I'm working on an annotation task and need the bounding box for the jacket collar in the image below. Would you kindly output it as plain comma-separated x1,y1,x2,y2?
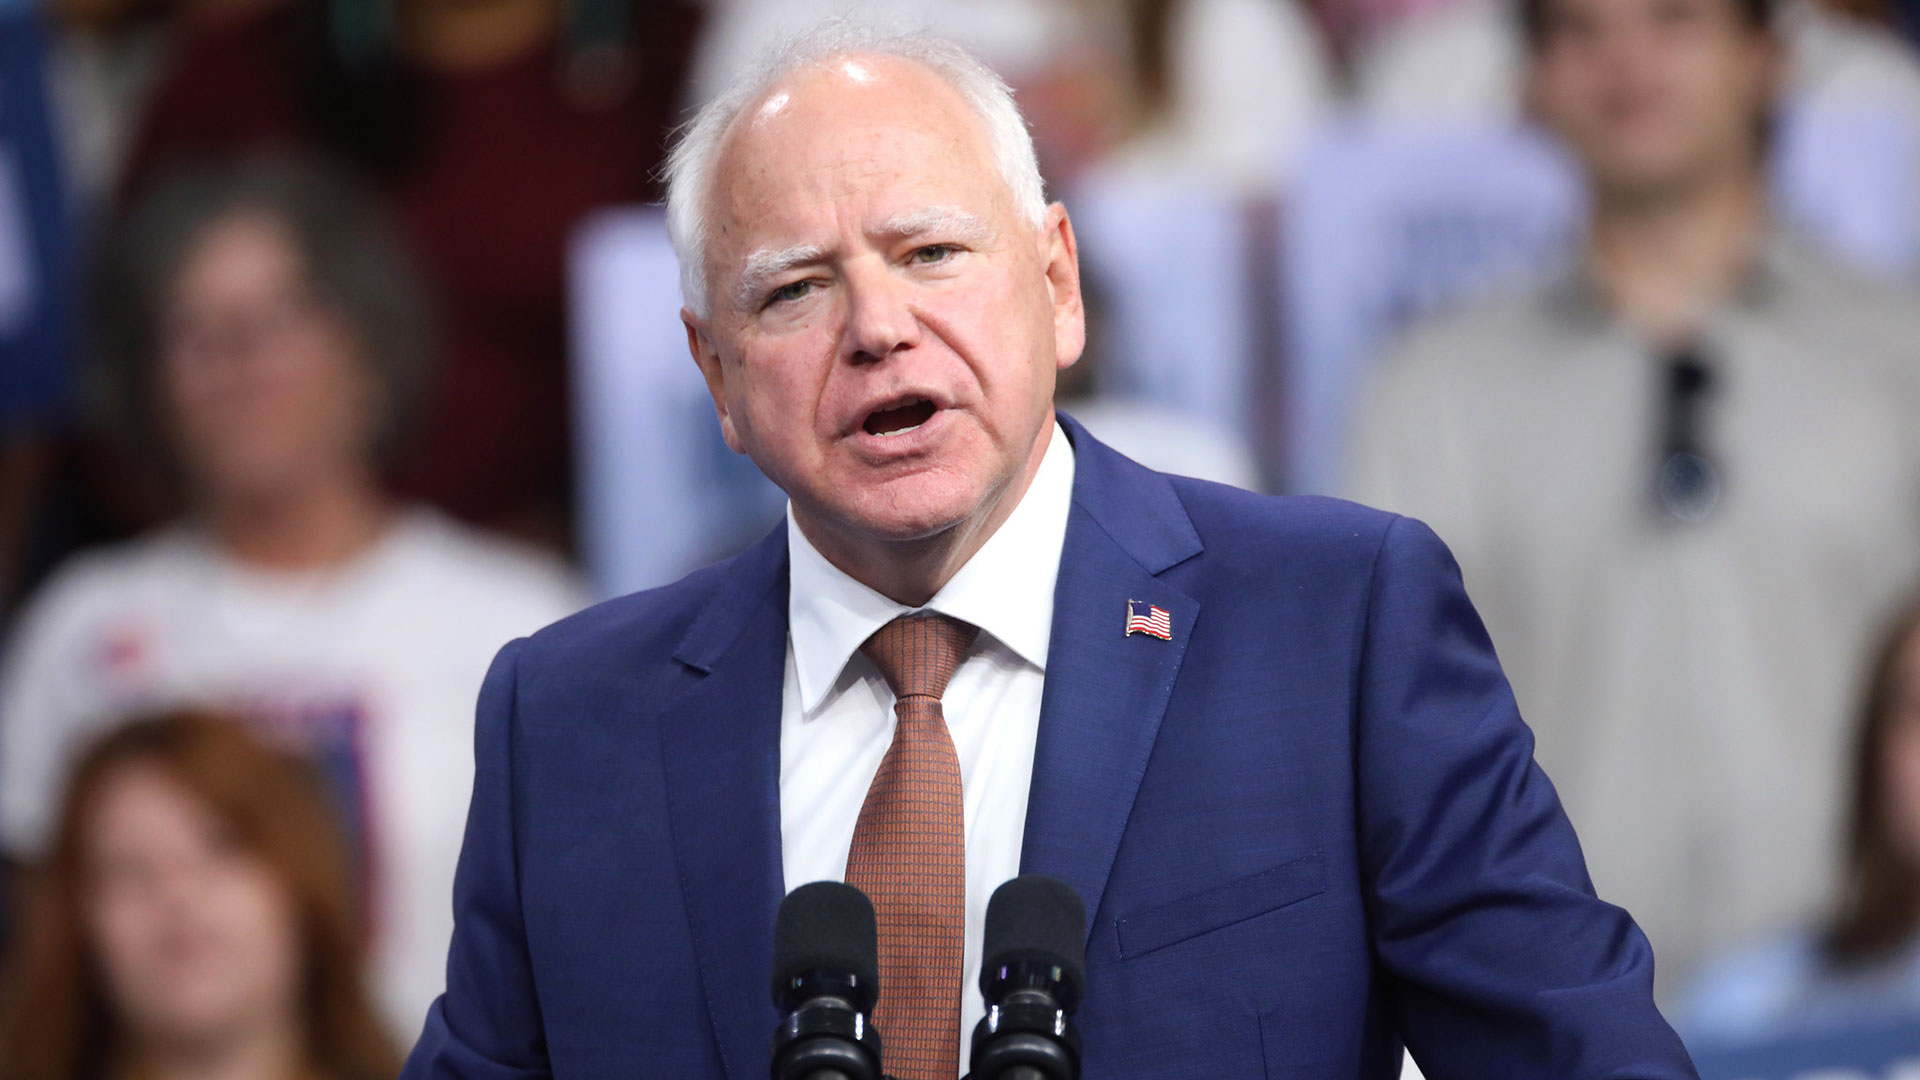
661,411,1203,1078
1022,412,1202,942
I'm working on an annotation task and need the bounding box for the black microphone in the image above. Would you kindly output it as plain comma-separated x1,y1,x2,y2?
968,875,1086,1080
770,881,885,1080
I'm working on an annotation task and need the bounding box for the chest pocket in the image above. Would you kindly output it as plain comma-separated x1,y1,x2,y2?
1115,850,1327,960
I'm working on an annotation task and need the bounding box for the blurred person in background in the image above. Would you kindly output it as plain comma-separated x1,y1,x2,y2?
1090,0,1334,192
0,710,399,1080
1679,592,1920,1046
1347,0,1920,997
1355,0,1920,139
117,0,703,549
42,0,215,216
1054,270,1266,489
1297,0,1470,81
0,155,583,1040
1063,0,1323,490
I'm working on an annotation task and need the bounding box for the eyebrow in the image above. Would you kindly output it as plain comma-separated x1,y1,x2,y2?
729,206,993,311
874,205,992,245
733,243,828,311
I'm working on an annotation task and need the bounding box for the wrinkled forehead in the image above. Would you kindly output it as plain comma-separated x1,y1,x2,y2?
706,54,1014,256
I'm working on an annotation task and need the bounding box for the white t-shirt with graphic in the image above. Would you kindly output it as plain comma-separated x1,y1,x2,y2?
0,508,586,1043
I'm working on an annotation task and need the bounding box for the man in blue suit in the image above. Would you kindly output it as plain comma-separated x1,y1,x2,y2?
405,21,1697,1080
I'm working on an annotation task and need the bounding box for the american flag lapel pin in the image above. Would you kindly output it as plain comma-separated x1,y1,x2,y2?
1125,599,1173,641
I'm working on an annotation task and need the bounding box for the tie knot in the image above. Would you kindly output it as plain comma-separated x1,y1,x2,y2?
860,613,979,701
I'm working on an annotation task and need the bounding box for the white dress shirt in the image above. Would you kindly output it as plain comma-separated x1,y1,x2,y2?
781,421,1075,1077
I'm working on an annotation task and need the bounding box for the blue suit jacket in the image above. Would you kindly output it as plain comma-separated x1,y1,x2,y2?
404,416,1697,1079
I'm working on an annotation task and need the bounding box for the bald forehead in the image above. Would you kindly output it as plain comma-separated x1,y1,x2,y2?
746,53,983,144
710,53,1003,213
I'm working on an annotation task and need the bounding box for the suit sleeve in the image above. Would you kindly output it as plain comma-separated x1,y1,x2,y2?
402,638,553,1078
1354,516,1697,1079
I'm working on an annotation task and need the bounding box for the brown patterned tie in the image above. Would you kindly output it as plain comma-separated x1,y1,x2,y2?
846,613,979,1080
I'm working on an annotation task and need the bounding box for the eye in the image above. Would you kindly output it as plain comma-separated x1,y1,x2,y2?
767,280,816,307
911,244,959,265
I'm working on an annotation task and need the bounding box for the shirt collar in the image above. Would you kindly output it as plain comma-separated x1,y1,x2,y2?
786,419,1076,714
1545,221,1810,331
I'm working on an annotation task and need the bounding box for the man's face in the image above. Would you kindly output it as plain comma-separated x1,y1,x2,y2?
683,55,1083,556
1526,0,1780,199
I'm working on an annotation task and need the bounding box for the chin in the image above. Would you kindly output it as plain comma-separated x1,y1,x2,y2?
829,478,989,546
847,503,975,545
1589,145,1701,195
130,998,247,1041
198,460,322,503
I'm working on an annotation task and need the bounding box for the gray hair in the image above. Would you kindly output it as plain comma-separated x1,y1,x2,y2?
663,21,1049,316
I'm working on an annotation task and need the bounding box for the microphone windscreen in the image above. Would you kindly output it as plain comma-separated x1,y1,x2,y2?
771,881,880,1005
982,875,1087,999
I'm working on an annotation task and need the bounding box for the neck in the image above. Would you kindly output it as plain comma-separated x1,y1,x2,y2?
1586,161,1768,345
121,1016,306,1080
202,467,393,573
799,419,1056,607
398,0,558,72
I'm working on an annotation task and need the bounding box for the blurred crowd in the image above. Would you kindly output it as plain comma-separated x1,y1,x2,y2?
7,0,1920,1073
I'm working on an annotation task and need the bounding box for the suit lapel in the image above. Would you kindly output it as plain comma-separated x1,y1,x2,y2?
653,417,1204,1071
1022,415,1203,941
660,528,790,1080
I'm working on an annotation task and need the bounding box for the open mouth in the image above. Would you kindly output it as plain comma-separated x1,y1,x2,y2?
862,398,938,437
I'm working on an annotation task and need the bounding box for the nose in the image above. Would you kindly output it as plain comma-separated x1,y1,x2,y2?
839,256,921,365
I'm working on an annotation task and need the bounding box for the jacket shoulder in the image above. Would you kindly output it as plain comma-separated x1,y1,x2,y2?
513,554,760,687
1169,478,1404,563
1159,478,1471,620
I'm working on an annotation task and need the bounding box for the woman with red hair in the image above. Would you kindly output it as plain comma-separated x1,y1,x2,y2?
0,710,398,1080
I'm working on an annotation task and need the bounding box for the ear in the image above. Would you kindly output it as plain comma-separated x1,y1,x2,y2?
683,307,746,454
1040,203,1085,371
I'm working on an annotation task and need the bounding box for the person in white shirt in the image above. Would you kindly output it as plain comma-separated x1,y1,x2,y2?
0,154,585,1044
1093,0,1335,193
